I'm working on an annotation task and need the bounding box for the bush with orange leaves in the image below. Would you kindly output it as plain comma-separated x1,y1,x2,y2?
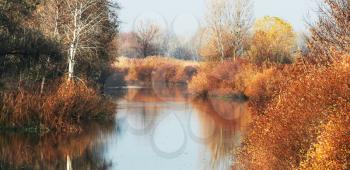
114,56,198,84
0,79,116,133
241,66,284,114
235,55,350,169
242,62,312,115
189,59,251,97
300,111,350,170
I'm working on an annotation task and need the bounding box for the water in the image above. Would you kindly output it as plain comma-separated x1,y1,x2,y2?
0,85,251,170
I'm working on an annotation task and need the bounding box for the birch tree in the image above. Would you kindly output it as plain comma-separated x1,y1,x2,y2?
63,0,115,81
204,0,253,61
38,0,119,81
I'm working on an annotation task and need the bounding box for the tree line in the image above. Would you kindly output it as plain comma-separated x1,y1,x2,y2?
119,0,349,66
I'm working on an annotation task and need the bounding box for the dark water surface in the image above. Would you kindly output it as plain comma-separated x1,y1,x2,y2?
0,85,251,170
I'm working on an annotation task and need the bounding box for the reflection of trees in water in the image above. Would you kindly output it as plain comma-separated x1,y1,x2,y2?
125,84,188,102
151,83,189,101
0,121,115,170
191,98,251,170
122,85,250,170
122,85,189,134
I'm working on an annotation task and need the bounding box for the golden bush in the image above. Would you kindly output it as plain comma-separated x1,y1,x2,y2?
0,79,115,133
114,56,198,84
236,56,350,169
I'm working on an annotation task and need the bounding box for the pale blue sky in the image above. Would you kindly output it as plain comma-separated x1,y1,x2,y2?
118,0,319,35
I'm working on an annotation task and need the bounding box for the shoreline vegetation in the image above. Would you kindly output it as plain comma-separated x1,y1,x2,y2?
0,79,116,133
1,0,349,169
113,0,350,168
114,56,199,85
0,0,120,133
114,50,350,170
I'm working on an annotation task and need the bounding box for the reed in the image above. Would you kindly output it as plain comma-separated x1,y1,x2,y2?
114,56,198,84
0,78,116,133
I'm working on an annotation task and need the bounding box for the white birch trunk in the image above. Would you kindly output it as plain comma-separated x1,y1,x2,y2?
66,155,72,170
68,7,78,81
68,44,75,81
40,76,46,94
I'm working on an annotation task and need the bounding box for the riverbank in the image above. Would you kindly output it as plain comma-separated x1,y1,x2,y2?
0,84,249,169
114,55,350,169
0,79,116,133
114,57,282,110
114,56,199,85
185,54,350,169
188,59,285,115
235,55,350,169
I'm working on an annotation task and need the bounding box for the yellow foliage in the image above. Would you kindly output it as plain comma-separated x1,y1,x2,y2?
300,111,350,170
249,16,296,64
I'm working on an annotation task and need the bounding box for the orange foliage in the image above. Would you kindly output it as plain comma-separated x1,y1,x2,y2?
0,79,115,133
236,56,350,169
114,56,198,84
300,111,350,170
199,30,238,61
189,59,250,97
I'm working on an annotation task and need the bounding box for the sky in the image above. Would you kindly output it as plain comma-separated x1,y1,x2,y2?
117,0,320,35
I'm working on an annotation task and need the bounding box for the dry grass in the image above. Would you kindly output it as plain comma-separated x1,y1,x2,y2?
114,56,198,84
188,59,304,115
188,58,284,103
188,59,249,97
235,55,350,169
0,79,116,133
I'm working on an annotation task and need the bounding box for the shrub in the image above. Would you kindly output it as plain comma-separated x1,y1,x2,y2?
188,71,210,96
189,60,249,97
114,56,198,84
243,65,288,115
152,64,177,83
0,79,116,133
300,111,350,170
236,56,350,169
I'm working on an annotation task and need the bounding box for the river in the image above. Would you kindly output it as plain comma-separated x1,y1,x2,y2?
0,84,251,170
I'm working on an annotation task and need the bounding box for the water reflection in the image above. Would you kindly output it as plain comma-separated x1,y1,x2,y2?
191,98,251,170
0,85,251,170
0,121,115,170
110,85,251,170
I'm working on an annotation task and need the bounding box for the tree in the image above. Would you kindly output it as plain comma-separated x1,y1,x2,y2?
35,0,62,38
36,0,119,81
308,0,350,62
202,0,253,62
64,0,118,81
0,0,63,86
135,21,161,58
248,16,296,64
